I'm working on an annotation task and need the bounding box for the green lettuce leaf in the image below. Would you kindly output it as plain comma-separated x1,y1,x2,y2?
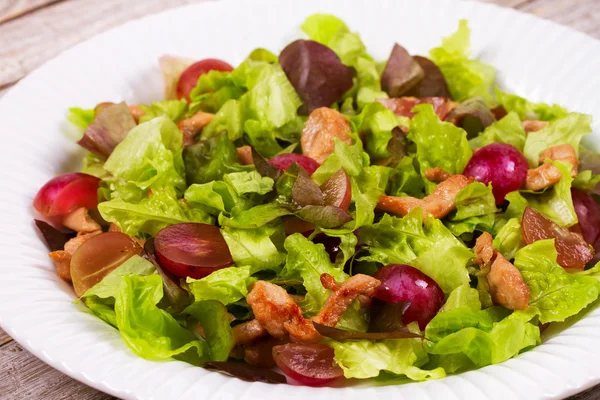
429,20,496,103
493,218,525,260
139,100,188,124
115,274,207,364
186,266,255,306
350,102,400,160
388,156,425,197
221,224,286,269
469,112,526,151
184,181,238,215
328,335,445,380
201,99,244,140
446,182,498,236
104,117,185,191
513,240,600,323
223,171,274,195
440,284,481,312
68,107,95,130
281,233,366,331
184,300,235,361
359,210,473,293
409,104,472,193
573,170,600,191
523,113,592,167
496,88,569,121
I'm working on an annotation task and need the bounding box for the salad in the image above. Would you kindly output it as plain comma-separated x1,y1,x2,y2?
32,14,600,386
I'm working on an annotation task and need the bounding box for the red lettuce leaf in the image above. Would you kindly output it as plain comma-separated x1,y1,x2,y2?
292,169,325,207
280,40,353,115
34,220,75,252
381,44,424,98
405,56,452,99
296,205,351,228
445,97,495,137
77,102,136,158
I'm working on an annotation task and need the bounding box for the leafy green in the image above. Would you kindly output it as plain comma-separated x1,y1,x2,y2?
350,102,399,160
186,266,255,306
496,88,569,121
440,284,481,312
139,100,188,124
513,240,600,323
221,224,286,269
388,156,425,197
446,182,498,236
185,300,235,361
523,113,592,167
115,274,207,364
469,112,526,151
429,20,496,103
184,181,238,215
68,107,95,130
573,170,600,191
493,218,525,260
409,104,472,193
223,171,274,195
359,210,473,293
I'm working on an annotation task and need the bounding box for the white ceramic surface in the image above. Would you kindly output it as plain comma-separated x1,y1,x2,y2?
1,0,600,399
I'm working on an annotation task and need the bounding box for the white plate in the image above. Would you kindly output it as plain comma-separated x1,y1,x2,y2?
1,0,600,399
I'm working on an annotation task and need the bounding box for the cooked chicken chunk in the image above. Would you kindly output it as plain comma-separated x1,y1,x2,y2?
49,230,102,282
62,207,101,233
128,105,145,123
524,144,578,191
177,111,214,146
301,107,352,164
232,319,267,345
474,232,530,310
312,274,381,327
424,167,451,183
236,145,254,165
378,174,472,219
522,120,549,133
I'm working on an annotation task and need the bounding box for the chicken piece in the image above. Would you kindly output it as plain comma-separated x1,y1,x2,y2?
524,144,578,191
522,120,549,133
247,281,320,343
473,232,530,310
301,107,352,164
128,105,145,123
378,175,472,219
62,208,102,233
487,253,530,311
424,167,451,183
177,111,214,146
474,232,495,267
232,319,267,345
236,145,254,165
312,274,381,327
63,230,102,255
48,251,72,281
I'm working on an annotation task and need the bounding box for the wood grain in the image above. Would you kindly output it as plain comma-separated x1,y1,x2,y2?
1,0,600,399
0,0,63,24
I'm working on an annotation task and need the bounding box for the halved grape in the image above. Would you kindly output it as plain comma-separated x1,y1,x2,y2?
462,143,529,204
269,154,320,176
71,232,142,296
571,188,600,246
320,169,351,211
34,173,100,217
272,343,343,386
522,206,594,269
373,264,445,330
154,223,233,279
176,59,234,101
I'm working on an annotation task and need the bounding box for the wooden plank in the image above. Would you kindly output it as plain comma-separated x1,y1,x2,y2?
517,0,600,38
0,340,114,399
0,0,63,24
0,328,12,347
0,0,204,88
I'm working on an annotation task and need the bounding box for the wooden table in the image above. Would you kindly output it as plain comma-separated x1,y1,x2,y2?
1,0,599,398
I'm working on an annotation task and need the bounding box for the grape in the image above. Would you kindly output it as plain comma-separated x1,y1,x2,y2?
312,234,342,263
522,206,594,269
34,173,101,217
373,264,445,330
272,343,343,386
462,143,529,204
571,188,600,246
71,232,142,296
154,223,233,279
320,168,351,211
269,153,320,176
176,59,234,101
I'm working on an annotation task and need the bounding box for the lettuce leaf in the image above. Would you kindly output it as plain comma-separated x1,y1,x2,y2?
350,102,400,160
513,240,600,323
221,224,286,269
104,117,185,191
115,274,207,364
429,20,496,103
493,218,525,260
446,182,498,236
469,112,526,151
523,113,592,167
573,170,600,191
184,300,235,361
139,99,188,124
186,265,255,306
359,210,473,293
496,88,569,121
68,107,95,130
409,104,472,193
